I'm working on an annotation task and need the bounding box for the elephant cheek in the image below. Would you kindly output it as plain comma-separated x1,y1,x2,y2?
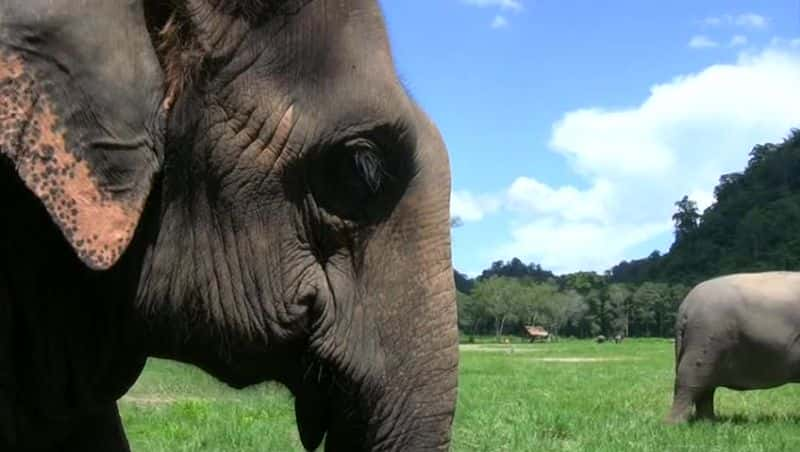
0,50,146,270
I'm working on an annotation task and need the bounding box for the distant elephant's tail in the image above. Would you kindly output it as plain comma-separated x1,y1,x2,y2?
674,308,688,372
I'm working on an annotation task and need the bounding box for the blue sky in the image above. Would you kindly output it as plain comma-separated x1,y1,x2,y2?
380,1,800,276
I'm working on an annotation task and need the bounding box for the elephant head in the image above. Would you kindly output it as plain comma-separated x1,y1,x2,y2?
0,0,458,450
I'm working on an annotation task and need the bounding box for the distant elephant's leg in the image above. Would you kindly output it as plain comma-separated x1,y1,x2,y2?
694,388,716,420
667,383,695,424
668,349,717,424
62,404,130,452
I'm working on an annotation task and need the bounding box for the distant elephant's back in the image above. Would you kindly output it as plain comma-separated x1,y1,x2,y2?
675,277,746,359
679,276,743,319
685,273,800,366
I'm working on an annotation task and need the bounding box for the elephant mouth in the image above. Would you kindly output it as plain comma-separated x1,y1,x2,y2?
293,371,367,451
294,381,331,451
292,368,392,452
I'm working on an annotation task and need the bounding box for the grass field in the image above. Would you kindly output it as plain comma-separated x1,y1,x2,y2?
120,339,800,451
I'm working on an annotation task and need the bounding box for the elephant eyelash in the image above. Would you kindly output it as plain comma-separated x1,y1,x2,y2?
352,146,385,193
339,121,414,191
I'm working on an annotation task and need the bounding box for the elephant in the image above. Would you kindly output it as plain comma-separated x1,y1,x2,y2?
667,272,800,424
0,0,459,450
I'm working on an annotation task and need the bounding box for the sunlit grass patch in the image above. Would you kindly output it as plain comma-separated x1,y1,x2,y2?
120,339,800,451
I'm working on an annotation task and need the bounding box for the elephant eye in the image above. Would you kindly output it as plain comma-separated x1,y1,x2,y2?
309,136,397,224
317,138,387,221
307,124,416,225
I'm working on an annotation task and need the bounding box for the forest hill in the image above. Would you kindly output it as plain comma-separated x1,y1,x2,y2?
456,129,800,340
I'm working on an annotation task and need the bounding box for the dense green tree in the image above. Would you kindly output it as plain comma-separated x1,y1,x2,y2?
454,270,475,294
472,277,526,339
478,258,556,282
672,195,701,244
561,272,608,336
540,289,587,336
607,283,632,336
611,129,800,286
456,291,485,335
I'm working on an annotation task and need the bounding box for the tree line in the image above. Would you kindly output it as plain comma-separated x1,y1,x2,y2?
455,129,800,340
456,265,689,340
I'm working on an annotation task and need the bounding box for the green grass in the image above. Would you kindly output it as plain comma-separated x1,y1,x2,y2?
121,364,302,451
120,339,800,451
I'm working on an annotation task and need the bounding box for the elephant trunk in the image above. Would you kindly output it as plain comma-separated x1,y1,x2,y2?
356,271,458,452
295,231,459,451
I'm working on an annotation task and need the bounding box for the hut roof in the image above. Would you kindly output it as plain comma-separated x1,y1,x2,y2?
524,325,549,337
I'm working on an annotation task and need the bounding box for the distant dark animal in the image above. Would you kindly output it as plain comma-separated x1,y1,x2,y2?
614,334,624,344
0,0,458,450
595,335,607,343
668,272,800,424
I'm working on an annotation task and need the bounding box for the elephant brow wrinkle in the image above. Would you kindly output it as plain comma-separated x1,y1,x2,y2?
153,0,317,110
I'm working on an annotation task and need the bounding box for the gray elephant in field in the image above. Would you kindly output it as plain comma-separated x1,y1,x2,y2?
668,272,800,423
0,0,458,450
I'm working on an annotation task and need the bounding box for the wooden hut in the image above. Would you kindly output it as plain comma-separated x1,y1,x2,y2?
523,325,550,342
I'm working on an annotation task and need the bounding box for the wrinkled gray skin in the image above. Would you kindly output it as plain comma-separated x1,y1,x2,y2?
0,0,458,450
668,272,800,423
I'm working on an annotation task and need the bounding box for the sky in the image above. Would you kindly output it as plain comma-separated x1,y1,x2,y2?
380,1,800,277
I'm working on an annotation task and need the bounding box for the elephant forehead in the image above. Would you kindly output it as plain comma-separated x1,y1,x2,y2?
0,49,145,270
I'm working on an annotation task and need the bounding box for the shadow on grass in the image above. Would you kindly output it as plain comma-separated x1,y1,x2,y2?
691,414,800,425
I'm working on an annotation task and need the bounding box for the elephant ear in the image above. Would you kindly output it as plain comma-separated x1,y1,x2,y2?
0,0,165,270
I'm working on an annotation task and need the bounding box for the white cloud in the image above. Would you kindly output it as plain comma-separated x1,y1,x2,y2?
465,45,800,274
770,37,800,49
729,35,748,47
688,189,715,213
497,219,671,274
462,0,522,28
689,35,719,49
451,191,501,222
462,0,523,12
704,13,768,30
462,269,483,279
733,13,768,29
549,48,800,184
491,15,509,29
507,177,615,223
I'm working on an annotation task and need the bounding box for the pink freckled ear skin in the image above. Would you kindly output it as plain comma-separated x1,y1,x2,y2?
1,51,149,270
